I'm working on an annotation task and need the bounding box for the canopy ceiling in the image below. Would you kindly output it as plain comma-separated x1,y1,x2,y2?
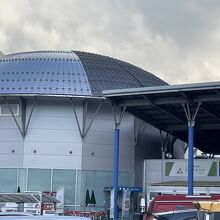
103,81,220,154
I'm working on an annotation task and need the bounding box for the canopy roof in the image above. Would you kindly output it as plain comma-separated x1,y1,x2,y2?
0,192,60,203
103,81,220,154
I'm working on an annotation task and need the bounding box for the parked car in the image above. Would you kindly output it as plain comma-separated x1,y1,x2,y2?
0,212,34,216
152,209,220,220
151,209,198,220
146,194,220,220
199,212,220,220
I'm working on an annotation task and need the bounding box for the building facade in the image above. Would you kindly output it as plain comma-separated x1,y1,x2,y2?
0,51,184,210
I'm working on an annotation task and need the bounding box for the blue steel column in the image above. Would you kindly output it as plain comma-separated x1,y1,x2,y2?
114,126,119,220
182,102,200,196
188,123,194,195
112,105,126,220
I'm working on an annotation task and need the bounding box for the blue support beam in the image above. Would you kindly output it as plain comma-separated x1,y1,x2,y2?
188,124,194,195
113,127,120,220
182,102,200,196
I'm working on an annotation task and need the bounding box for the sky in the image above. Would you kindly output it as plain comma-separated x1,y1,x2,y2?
0,0,220,84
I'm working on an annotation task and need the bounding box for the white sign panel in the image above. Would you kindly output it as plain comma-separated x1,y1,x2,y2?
165,160,217,177
56,186,64,214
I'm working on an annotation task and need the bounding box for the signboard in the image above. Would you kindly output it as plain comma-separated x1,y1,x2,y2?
56,186,64,214
122,188,130,219
110,189,114,219
165,160,217,177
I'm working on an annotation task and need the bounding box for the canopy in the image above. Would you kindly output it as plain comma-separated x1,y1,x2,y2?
103,81,220,154
0,192,60,204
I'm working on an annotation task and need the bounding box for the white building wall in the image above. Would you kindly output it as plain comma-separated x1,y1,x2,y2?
0,101,23,168
0,98,83,169
82,102,135,172
23,98,83,169
0,98,135,172
144,160,163,187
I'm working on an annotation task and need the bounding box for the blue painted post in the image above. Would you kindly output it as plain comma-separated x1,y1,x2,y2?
114,127,120,220
188,124,194,195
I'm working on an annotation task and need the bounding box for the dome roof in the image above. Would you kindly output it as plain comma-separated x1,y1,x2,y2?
0,50,167,97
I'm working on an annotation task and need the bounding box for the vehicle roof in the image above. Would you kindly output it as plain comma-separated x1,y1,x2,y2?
153,209,198,215
153,194,220,200
0,212,33,216
153,209,198,220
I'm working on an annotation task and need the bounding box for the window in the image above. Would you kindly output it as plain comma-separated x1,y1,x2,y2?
52,169,76,205
18,168,27,192
0,168,17,192
27,169,51,192
110,171,134,187
77,170,109,207
0,104,19,116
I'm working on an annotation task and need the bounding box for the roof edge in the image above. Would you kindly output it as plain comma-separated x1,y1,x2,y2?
103,81,220,97
0,93,106,99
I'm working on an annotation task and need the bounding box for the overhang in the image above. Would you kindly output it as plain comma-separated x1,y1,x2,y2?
103,81,220,154
0,192,60,203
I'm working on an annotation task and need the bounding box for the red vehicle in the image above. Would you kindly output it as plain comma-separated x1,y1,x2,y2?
145,194,220,220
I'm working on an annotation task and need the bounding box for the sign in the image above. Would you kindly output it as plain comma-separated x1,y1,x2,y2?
122,188,130,219
110,189,114,219
165,160,217,177
118,186,142,192
56,186,64,214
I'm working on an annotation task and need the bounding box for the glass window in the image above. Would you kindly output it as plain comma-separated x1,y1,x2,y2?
119,172,133,186
52,169,76,205
109,171,134,187
0,168,17,192
77,171,109,208
18,168,27,192
27,169,51,191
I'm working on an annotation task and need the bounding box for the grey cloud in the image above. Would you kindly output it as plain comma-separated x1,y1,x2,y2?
134,1,220,45
0,0,220,84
